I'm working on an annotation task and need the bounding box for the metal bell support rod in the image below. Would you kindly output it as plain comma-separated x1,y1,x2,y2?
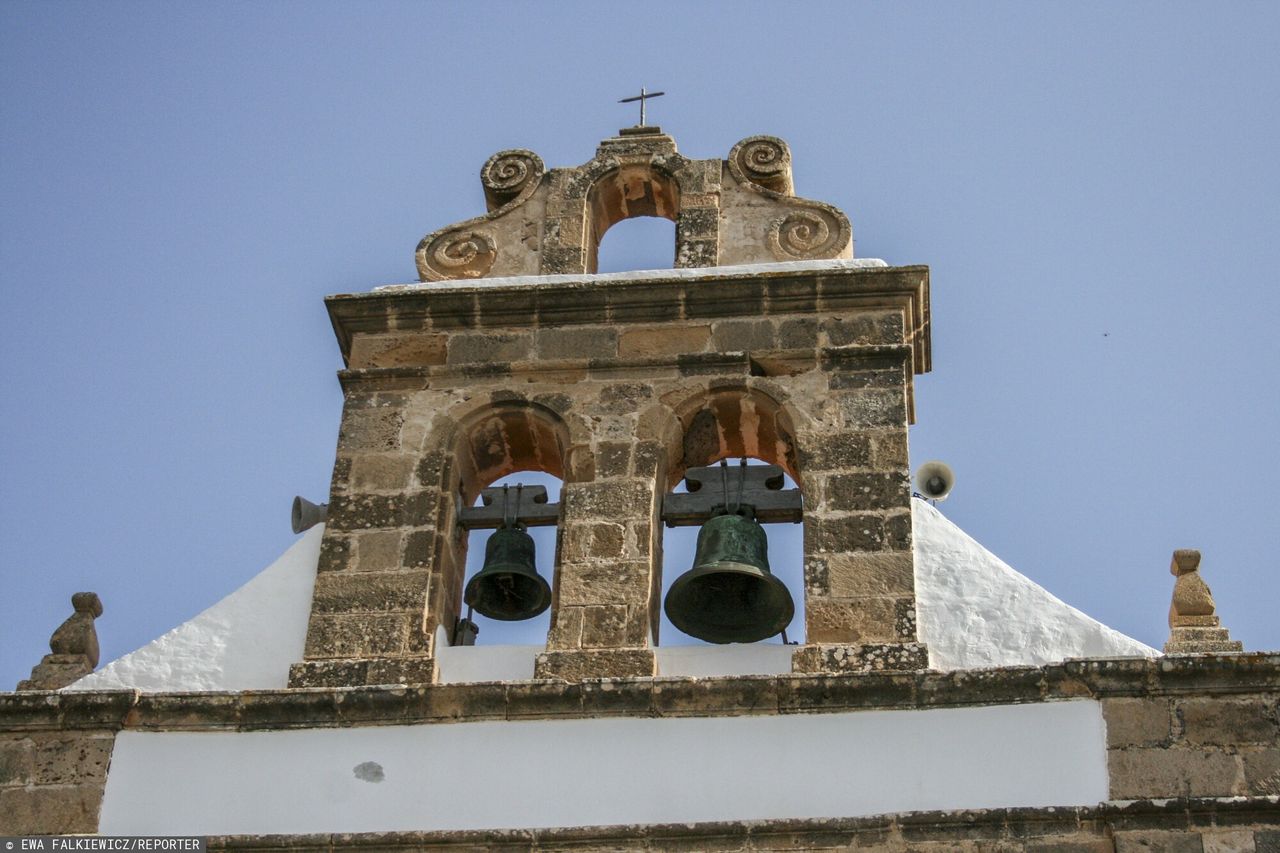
662,460,800,644
459,484,553,623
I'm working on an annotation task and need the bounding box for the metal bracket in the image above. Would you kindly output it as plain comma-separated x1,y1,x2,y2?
457,483,560,530
661,462,803,527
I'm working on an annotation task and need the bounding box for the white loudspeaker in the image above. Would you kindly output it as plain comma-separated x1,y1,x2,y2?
914,461,955,502
291,496,329,533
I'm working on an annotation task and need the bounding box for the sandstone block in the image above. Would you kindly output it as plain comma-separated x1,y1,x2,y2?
1113,831,1207,853
310,571,428,613
598,381,654,410
1103,697,1173,748
534,649,656,682
618,325,710,358
830,387,908,429
558,521,627,564
365,657,436,686
546,605,584,649
26,733,113,787
1243,747,1280,795
347,454,415,491
808,513,887,552
1178,697,1278,746
351,530,402,572
562,480,654,520
348,333,447,369
535,326,618,360
304,613,408,658
594,441,633,478
446,331,533,365
711,318,776,353
317,535,353,573
825,551,915,597
337,408,403,452
287,658,368,688
1202,830,1260,853
828,366,908,391
776,317,819,349
0,736,35,787
580,605,629,648
556,560,650,607
797,431,872,471
822,471,910,512
1108,747,1243,799
791,641,928,674
0,783,103,834
402,528,437,568
806,596,904,644
327,490,436,531
822,311,906,346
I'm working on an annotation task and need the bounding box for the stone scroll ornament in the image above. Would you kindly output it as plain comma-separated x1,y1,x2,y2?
728,135,852,262
415,150,545,281
413,130,854,281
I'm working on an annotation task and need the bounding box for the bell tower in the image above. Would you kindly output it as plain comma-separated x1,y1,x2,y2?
288,127,931,687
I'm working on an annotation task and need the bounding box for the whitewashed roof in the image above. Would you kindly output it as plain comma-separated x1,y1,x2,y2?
67,500,1154,692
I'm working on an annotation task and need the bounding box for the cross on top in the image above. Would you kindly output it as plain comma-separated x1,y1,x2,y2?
618,87,665,127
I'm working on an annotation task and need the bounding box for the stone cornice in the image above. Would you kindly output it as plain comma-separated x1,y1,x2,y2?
202,797,1280,850
325,263,931,375
2,654,1275,734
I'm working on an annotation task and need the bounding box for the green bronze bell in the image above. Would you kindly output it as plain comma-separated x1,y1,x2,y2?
664,510,795,643
464,523,552,621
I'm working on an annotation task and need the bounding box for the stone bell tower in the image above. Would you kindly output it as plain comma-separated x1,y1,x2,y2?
288,127,931,687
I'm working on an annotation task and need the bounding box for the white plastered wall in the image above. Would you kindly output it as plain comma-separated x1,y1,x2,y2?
99,699,1109,835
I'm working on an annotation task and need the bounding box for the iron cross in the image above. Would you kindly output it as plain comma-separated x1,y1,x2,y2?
618,87,665,127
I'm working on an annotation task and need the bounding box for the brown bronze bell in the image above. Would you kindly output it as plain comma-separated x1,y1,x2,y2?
464,523,552,621
664,510,794,643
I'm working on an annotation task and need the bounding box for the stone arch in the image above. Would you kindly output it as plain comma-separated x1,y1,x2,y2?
583,163,681,274
662,384,803,491
451,401,572,503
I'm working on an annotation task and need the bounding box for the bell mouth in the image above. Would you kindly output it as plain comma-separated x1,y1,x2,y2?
664,560,795,644
465,569,552,621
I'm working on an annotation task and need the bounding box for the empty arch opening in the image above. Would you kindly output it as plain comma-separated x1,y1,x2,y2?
595,216,677,274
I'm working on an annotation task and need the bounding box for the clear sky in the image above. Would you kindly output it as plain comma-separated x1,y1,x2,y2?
3,2,1278,688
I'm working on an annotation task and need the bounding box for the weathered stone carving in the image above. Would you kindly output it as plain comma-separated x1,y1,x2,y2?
1164,549,1243,654
17,592,103,690
413,127,854,281
727,135,794,194
480,149,545,210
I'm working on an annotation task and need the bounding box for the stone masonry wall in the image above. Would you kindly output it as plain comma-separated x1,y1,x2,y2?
1104,693,1280,799
0,691,130,835
293,265,932,685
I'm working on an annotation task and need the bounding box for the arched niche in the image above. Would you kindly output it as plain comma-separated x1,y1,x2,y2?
656,387,807,647
585,164,680,274
454,403,570,505
666,387,802,491
437,402,572,646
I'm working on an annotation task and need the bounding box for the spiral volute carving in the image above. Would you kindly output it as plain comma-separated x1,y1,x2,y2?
481,149,545,209
425,230,497,279
768,209,847,261
729,136,793,194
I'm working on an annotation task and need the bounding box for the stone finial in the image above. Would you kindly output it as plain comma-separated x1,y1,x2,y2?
1163,551,1242,654
414,131,853,282
16,592,103,690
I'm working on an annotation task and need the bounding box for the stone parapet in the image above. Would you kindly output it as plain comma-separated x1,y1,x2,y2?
7,655,1278,733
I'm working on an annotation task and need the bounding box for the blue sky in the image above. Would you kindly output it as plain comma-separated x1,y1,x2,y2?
3,2,1278,687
